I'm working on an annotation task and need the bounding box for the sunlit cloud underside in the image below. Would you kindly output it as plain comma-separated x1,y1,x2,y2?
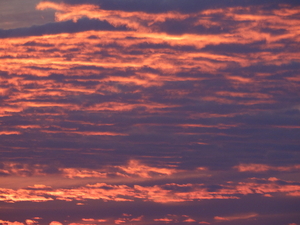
0,1,300,225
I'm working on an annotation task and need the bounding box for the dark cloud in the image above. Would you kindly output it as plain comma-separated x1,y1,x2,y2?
53,0,300,13
0,18,127,38
260,27,288,36
152,18,231,35
202,41,266,54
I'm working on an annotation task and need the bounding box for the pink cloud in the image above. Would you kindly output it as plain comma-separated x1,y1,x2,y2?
234,163,300,172
49,222,63,225
183,218,196,222
81,219,106,223
153,218,173,222
0,221,24,225
1,177,300,203
114,219,126,224
116,160,178,178
214,213,258,221
25,220,38,225
130,216,143,222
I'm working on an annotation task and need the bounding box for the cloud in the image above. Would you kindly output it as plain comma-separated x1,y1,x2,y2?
43,0,300,13
0,221,25,225
0,131,21,135
1,177,300,203
183,218,196,222
1,1,300,224
153,218,173,222
0,18,127,39
59,168,107,178
25,220,38,225
0,162,49,177
81,219,107,222
0,159,183,179
234,163,300,172
49,222,63,225
33,1,300,46
214,213,258,221
115,160,178,178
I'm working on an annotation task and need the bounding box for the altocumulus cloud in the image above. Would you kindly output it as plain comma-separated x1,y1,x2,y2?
0,0,300,225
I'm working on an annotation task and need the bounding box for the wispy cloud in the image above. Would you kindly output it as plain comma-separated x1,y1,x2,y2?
1,177,300,203
214,213,258,221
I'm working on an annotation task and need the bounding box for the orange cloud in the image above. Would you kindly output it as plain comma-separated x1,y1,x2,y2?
130,216,143,222
36,1,189,31
0,131,21,135
116,160,177,178
234,163,300,172
81,219,106,222
214,213,258,221
183,218,196,222
114,219,126,224
59,168,107,178
49,222,63,225
25,220,38,225
86,102,177,113
0,3,299,225
179,123,240,129
0,162,48,177
0,160,183,180
41,130,127,136
134,183,242,203
59,159,183,179
0,221,24,225
0,177,300,204
0,220,39,225
1,3,299,123
153,218,173,222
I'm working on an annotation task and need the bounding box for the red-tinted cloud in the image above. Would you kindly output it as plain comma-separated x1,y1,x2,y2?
0,221,25,225
234,163,300,172
1,1,299,225
1,177,299,203
214,213,258,221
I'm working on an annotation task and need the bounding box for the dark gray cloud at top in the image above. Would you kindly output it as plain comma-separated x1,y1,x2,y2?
0,18,127,38
0,0,55,29
48,0,300,13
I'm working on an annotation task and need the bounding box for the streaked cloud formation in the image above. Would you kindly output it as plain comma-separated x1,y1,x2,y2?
0,0,300,224
2,176,300,203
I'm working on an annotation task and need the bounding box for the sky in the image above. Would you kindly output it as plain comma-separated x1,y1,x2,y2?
0,0,300,224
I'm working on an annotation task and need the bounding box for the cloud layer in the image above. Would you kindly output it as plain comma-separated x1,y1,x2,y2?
0,0,300,225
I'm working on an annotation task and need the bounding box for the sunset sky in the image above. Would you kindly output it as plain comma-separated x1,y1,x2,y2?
0,0,300,224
